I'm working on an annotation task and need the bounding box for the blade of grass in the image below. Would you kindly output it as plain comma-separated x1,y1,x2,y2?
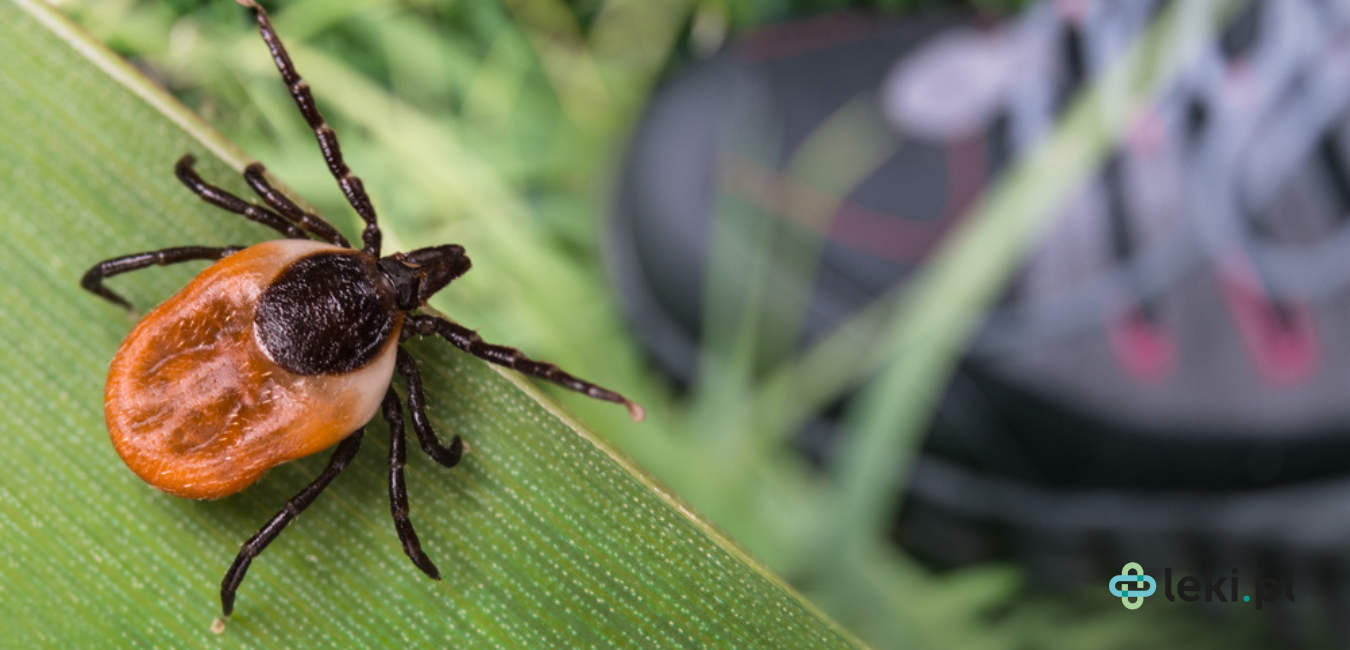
0,1,867,647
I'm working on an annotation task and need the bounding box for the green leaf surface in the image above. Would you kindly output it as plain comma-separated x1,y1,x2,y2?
0,1,864,647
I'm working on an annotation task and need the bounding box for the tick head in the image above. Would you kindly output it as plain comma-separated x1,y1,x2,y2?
379,245,472,311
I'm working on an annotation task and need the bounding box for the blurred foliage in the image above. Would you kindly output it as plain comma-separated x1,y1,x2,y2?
52,0,1278,648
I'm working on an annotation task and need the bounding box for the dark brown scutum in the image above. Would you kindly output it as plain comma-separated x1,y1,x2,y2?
255,252,398,375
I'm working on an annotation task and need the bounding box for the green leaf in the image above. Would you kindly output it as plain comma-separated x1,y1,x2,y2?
0,2,865,647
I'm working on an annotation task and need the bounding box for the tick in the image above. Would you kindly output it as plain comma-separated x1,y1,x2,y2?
82,0,642,621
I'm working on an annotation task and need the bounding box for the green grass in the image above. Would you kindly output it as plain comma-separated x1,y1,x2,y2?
0,1,865,646
5,0,1282,647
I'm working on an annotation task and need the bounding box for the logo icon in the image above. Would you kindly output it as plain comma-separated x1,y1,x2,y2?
1109,562,1157,609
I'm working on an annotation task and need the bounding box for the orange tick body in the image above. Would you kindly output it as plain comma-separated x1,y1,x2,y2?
105,241,399,499
83,0,641,622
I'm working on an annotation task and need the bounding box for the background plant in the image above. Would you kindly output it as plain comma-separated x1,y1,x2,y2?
31,0,1281,647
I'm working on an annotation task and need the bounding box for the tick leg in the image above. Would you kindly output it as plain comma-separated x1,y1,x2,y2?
176,154,308,240
404,314,646,422
396,347,465,468
381,387,442,580
81,246,245,310
237,0,382,257
220,430,363,617
243,162,351,248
